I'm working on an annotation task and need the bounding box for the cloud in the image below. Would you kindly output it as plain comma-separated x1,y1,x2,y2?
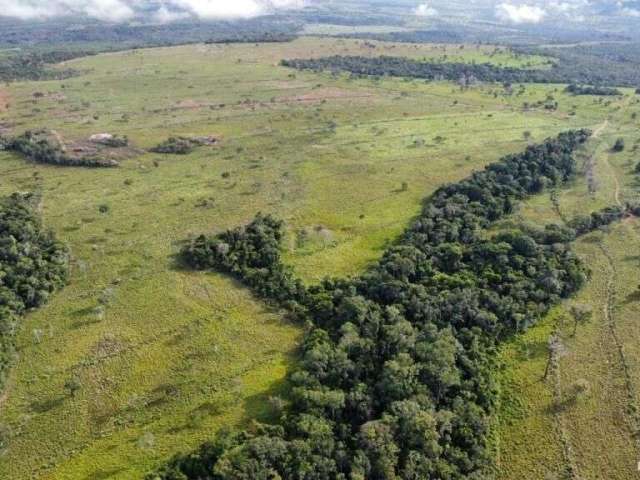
0,0,307,22
496,3,547,23
414,2,438,17
83,0,134,22
1,0,134,21
151,5,190,23
621,7,640,16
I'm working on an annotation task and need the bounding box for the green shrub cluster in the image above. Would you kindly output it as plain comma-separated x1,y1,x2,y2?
0,193,68,392
0,131,118,168
154,131,593,480
568,204,637,235
565,84,622,96
150,137,203,155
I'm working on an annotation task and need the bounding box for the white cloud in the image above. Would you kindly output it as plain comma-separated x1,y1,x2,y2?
0,0,307,22
1,0,133,21
171,0,264,19
621,7,640,16
83,0,134,22
496,3,547,23
414,2,438,17
151,5,190,23
167,0,307,19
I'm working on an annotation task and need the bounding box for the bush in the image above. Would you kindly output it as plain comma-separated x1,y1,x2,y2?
613,137,625,152
150,137,200,155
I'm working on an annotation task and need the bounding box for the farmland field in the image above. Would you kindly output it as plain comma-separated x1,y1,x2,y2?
0,36,638,479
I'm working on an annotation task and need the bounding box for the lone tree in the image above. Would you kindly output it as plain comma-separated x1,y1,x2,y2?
569,304,593,337
613,137,625,152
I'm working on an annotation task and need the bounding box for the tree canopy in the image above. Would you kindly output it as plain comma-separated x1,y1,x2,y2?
148,130,605,480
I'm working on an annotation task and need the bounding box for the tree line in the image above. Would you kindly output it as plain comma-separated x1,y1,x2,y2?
148,130,610,480
565,84,622,96
0,193,68,394
281,55,635,90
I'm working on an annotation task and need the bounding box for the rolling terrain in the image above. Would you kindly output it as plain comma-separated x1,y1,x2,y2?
0,36,638,479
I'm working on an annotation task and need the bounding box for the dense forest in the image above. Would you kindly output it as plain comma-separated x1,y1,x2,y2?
0,131,119,168
148,130,609,480
517,42,640,88
0,193,68,393
0,17,302,48
282,54,640,88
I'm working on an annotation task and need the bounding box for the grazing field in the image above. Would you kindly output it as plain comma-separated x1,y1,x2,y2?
497,99,640,479
0,37,634,479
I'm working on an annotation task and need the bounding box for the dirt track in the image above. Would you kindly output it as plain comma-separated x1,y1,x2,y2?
0,87,8,112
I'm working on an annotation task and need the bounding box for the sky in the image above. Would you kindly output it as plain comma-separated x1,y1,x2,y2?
0,0,638,24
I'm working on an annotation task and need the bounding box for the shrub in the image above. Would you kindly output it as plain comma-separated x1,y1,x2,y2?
150,137,200,155
613,137,625,152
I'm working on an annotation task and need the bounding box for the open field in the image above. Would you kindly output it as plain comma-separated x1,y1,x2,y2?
497,98,640,479
0,37,635,479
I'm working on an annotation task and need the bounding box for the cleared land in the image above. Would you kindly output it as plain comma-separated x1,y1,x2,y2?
0,37,634,479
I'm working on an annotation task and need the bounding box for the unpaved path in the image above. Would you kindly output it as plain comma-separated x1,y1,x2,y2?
0,87,8,112
593,119,609,138
603,153,622,207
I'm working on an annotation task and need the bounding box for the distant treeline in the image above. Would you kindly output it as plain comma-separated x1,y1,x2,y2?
341,30,465,44
0,17,301,81
0,50,85,82
282,53,640,89
1,131,119,168
0,17,302,48
205,33,297,44
0,193,68,393
516,42,640,88
150,130,604,480
282,55,564,85
565,84,622,96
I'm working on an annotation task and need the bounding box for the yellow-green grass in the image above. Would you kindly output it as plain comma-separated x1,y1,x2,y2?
497,95,640,479
0,37,626,479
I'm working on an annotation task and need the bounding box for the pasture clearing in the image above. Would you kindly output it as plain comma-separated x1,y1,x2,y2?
0,37,629,479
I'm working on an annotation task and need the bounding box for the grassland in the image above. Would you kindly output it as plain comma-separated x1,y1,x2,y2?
0,37,633,479
497,95,640,480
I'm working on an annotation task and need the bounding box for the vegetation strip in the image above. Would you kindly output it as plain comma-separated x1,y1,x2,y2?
145,130,638,479
282,55,640,89
0,193,68,395
0,131,121,168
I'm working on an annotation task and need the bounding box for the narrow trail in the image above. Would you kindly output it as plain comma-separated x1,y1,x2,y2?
551,329,583,480
0,87,8,113
547,194,582,479
598,243,640,459
604,154,623,207
592,119,609,139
